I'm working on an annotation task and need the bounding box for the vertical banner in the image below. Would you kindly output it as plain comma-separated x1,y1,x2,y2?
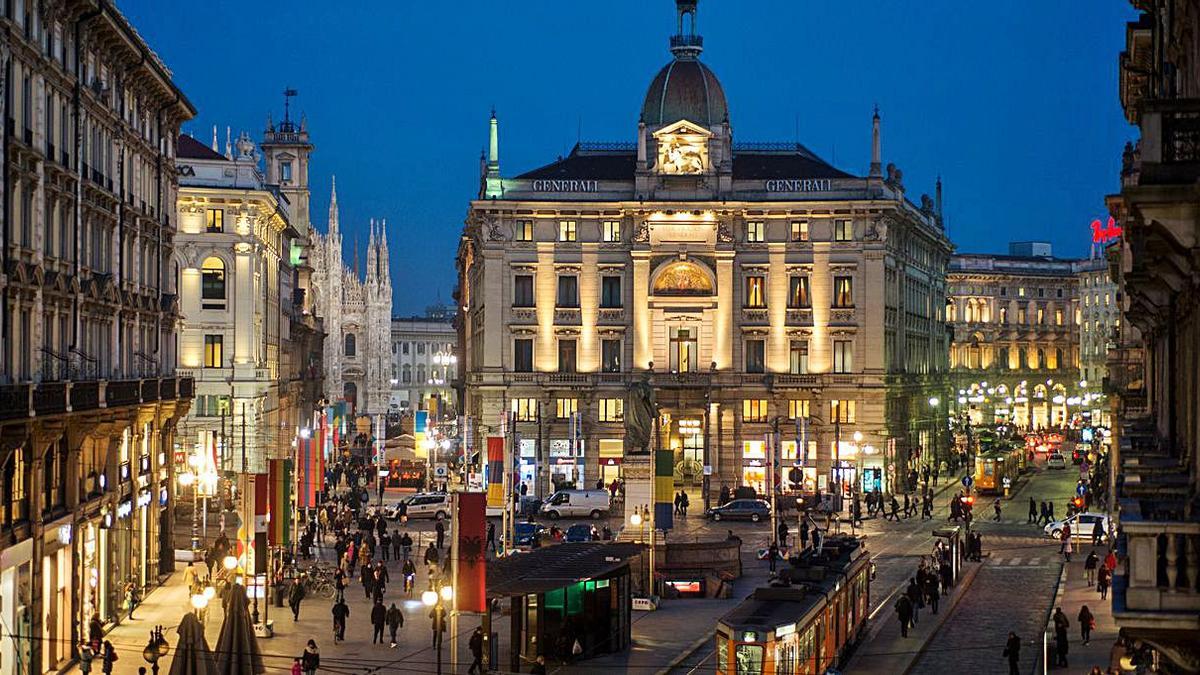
253,474,269,571
454,492,487,613
486,436,505,510
269,459,293,547
654,450,674,531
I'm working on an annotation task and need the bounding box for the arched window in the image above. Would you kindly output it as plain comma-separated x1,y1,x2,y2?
402,364,411,383
344,333,356,357
343,382,358,409
201,257,226,307
1036,348,1046,369
998,347,1010,370
1055,348,1065,370
417,364,426,383
1019,348,1029,369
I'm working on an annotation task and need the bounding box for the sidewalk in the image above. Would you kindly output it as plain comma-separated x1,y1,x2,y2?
1037,552,1118,674
843,558,984,674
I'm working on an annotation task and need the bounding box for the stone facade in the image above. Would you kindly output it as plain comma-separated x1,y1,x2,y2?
457,1,952,504
0,2,194,672
389,310,457,414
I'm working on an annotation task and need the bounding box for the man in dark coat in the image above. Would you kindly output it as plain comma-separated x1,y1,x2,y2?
894,595,913,637
287,577,306,621
370,599,387,644
1004,632,1021,675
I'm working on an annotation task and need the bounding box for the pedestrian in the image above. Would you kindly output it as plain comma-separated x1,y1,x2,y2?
487,521,497,553
370,599,387,644
301,640,320,675
429,602,447,648
1047,500,1056,525
889,495,900,521
1092,517,1105,546
894,594,913,637
902,492,911,520
1084,550,1099,587
384,602,404,647
392,529,403,559
1078,605,1095,645
380,530,391,561
1104,549,1117,574
468,626,485,674
361,561,375,599
777,520,789,548
332,598,350,643
921,493,933,520
1004,632,1021,675
1097,565,1111,600
530,655,547,675
799,517,810,550
674,491,683,515
288,576,306,621
1053,608,1070,667
767,541,779,572
680,491,690,516
401,531,413,561
906,578,922,625
719,483,731,505
435,520,446,549
993,497,1002,522
925,570,940,614
101,641,118,675
1028,497,1037,524
425,541,440,576
1061,527,1074,562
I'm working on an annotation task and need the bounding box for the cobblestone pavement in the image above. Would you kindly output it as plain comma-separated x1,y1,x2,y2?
910,555,1062,674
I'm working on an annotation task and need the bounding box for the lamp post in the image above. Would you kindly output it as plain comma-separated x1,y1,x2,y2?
928,396,941,476
179,470,199,552
423,584,453,675
630,506,652,596
142,625,169,675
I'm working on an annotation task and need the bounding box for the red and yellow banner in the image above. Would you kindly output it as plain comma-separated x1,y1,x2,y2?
486,436,505,510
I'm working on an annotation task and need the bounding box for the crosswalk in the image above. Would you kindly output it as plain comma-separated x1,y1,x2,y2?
987,554,1059,568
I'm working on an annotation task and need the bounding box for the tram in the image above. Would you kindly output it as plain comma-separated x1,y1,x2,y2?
715,535,870,674
973,443,1022,493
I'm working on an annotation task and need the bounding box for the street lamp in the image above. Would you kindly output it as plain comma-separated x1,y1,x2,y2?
142,625,169,675
423,585,452,674
928,397,942,476
223,555,238,571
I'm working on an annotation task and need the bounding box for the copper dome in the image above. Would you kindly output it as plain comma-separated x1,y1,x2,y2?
640,58,728,128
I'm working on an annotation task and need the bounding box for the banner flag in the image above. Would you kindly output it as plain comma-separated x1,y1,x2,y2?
454,492,487,613
486,436,505,509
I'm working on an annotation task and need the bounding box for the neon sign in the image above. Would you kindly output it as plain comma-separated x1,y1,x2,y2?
1091,216,1122,244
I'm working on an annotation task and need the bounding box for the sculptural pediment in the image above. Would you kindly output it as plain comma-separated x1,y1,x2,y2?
652,260,714,296
653,120,711,175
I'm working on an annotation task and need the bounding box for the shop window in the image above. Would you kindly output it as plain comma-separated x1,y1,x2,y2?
742,399,768,423
510,398,537,422
598,398,624,422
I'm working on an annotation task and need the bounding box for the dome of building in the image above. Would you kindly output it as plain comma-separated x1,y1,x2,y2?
641,58,728,128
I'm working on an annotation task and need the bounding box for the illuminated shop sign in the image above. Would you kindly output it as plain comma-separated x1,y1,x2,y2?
117,499,133,519
531,179,600,193
764,178,833,193
1091,216,1122,244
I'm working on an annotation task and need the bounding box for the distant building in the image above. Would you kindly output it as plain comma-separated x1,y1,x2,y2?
390,307,457,414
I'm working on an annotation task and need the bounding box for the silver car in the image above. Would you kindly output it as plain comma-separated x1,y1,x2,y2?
1044,512,1109,542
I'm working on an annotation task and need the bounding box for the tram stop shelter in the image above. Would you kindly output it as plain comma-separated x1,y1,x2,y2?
932,526,964,585
488,542,642,671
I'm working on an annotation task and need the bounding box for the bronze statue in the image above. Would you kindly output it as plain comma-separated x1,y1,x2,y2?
625,374,658,454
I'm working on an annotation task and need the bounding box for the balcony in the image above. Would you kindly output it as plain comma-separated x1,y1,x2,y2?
0,376,191,422
1135,98,1200,186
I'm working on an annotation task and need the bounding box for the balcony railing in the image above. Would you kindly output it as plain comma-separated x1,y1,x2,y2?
1119,520,1200,615
0,376,191,422
1133,98,1200,185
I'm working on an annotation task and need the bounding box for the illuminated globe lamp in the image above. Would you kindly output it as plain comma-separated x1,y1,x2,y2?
422,589,439,607
223,555,238,571
440,585,454,602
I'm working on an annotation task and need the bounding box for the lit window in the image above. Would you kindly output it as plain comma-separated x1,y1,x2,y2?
746,221,764,243
1036,307,1045,324
833,276,854,308
1018,307,1027,324
280,161,292,182
1018,287,1026,297
601,339,621,372
829,400,856,424
555,398,578,420
834,219,853,242
742,399,769,423
203,334,223,368
791,221,809,242
515,220,534,241
1055,309,1063,326
206,209,224,233
558,220,577,242
201,257,226,307
598,398,624,422
745,276,766,308
833,340,853,373
789,341,808,374
670,328,698,372
602,220,621,242
788,276,811,308
788,399,810,419
510,398,537,422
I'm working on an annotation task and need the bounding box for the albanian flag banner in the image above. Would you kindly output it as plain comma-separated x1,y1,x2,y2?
454,492,487,613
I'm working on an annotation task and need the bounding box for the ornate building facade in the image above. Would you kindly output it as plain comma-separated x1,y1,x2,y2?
309,178,392,416
390,307,457,414
458,0,952,504
0,2,194,673
1105,0,1200,668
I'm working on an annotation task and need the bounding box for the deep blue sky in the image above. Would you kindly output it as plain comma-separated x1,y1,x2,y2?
120,1,1138,315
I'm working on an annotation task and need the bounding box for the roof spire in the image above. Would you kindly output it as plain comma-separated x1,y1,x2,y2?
670,0,703,60
484,110,503,198
328,176,339,235
211,124,218,152
869,105,882,178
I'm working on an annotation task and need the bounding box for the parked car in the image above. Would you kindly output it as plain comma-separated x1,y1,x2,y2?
1044,512,1110,542
539,489,611,520
564,523,599,543
1046,453,1067,470
397,492,452,521
706,499,771,523
513,522,545,548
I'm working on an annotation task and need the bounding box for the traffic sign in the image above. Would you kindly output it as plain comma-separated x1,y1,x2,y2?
1076,483,1087,497
961,476,974,489
434,464,449,478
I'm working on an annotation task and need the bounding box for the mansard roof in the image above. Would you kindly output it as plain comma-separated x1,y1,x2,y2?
177,134,228,161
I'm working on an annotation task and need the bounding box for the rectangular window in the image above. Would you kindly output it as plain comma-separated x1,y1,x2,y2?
601,276,622,308
833,276,854,308
788,276,811,308
833,340,853,373
280,161,293,182
598,398,624,422
1037,307,1045,324
999,307,1007,324
1018,287,1026,297
558,220,577,242
1038,288,1045,298
602,220,621,242
791,220,809,242
555,398,578,420
515,220,533,241
745,275,766,308
742,399,769,423
601,339,621,373
669,327,698,372
1000,287,1007,297
834,219,853,242
790,341,809,374
1018,307,1027,324
788,399,811,419
203,334,223,368
745,339,765,373
513,275,535,307
206,208,224,233
513,338,533,372
1055,309,1063,326
510,398,537,422
556,276,579,308
746,221,764,243
829,399,856,424
558,339,577,373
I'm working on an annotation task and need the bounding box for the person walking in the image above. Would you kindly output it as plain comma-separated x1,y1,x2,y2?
487,521,497,553
673,491,683,516
370,599,387,644
429,602,447,648
392,529,403,560
894,594,914,638
921,492,933,520
100,641,118,675
1061,526,1074,562
288,576,306,621
361,561,375,599
1028,497,1038,524
301,640,320,675
1046,500,1056,526
680,490,690,516
385,602,404,647
1053,607,1070,667
1078,605,1095,645
332,598,350,643
401,531,413,561
889,495,901,521
1092,517,1106,546
767,541,779,573
1004,632,1021,675
435,520,446,550
425,542,440,579
777,520,789,548
993,497,1003,522
1084,550,1099,587
905,578,923,626
468,626,485,675
380,530,391,562
1097,564,1111,600
902,492,911,520
799,517,810,550
925,570,940,615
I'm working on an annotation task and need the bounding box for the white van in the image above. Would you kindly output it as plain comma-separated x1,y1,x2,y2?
540,489,611,520
401,492,452,521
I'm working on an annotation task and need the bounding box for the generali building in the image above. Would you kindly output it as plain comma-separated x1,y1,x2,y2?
458,0,953,505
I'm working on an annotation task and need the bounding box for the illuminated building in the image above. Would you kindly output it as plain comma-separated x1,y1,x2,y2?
0,2,194,671
1104,0,1200,667
390,308,458,414
457,0,952,502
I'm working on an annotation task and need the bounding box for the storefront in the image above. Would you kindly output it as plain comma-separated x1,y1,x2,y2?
549,439,583,490
741,441,766,494
0,537,33,675
672,418,705,486
780,441,817,493
518,439,537,493
41,518,73,671
598,439,623,487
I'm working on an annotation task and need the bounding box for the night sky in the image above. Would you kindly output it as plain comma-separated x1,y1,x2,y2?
118,1,1139,315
